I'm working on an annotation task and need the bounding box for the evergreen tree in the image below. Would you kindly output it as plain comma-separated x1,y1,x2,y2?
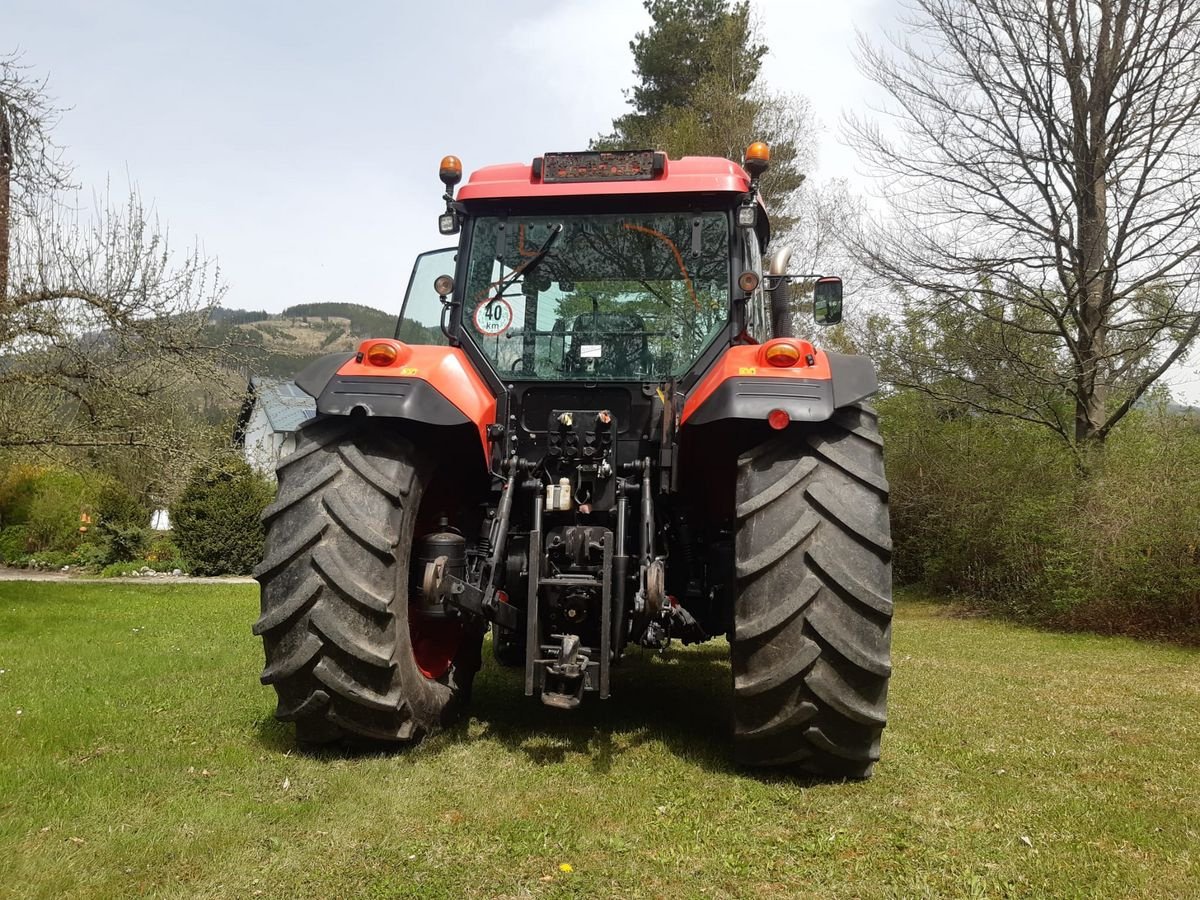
597,0,808,233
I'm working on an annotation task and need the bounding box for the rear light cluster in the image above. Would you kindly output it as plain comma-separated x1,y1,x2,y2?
759,339,819,431
358,339,410,367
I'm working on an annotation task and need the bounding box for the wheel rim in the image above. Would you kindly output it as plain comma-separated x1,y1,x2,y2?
409,612,463,680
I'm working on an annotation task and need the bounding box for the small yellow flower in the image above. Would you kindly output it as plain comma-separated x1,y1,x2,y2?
558,863,573,873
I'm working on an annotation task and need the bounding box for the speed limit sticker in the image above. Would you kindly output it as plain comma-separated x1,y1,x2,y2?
473,299,513,336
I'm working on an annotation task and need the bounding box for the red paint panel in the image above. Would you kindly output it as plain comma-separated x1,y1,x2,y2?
680,341,833,425
457,156,753,201
337,341,496,457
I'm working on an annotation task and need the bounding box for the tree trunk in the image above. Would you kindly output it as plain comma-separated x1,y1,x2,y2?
0,100,11,302
1071,9,1116,447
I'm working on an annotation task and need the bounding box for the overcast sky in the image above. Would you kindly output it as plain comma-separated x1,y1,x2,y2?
4,0,1197,400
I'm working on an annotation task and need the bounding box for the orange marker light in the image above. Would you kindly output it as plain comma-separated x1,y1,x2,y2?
763,341,801,367
366,342,399,366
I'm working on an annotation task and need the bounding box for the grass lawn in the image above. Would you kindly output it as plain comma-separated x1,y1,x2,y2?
0,583,1197,899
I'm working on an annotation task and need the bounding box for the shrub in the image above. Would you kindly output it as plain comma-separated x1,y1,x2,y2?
880,392,1200,641
21,550,76,570
0,525,31,563
171,458,274,576
0,464,44,526
94,478,150,529
73,541,112,570
25,470,91,552
145,533,181,563
93,521,150,566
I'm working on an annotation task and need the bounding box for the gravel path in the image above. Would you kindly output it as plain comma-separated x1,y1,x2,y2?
0,566,255,584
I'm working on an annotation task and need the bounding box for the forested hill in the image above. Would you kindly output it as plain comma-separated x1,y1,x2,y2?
208,301,439,379
281,302,395,338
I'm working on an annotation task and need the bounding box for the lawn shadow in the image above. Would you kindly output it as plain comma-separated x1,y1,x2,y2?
449,642,737,775
252,642,827,782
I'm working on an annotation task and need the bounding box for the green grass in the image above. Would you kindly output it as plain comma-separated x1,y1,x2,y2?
1,584,1197,899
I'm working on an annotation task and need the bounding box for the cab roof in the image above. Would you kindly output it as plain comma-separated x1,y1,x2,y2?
456,155,755,202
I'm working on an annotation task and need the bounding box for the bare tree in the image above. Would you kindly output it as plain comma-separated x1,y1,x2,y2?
846,0,1200,447
1,54,235,493
1,51,71,300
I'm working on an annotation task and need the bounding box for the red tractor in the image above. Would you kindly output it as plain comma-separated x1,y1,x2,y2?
254,144,892,778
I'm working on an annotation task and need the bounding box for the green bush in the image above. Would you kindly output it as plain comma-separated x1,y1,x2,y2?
880,392,1200,641
145,533,181,563
20,550,76,570
73,541,112,570
0,464,43,525
171,458,274,576
93,521,150,566
25,471,91,552
0,525,31,563
94,478,150,528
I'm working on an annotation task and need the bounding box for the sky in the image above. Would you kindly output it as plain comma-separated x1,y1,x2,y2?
3,0,1197,401
2,0,893,311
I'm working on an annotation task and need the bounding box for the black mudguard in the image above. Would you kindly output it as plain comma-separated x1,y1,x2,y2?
293,352,472,427
295,352,355,399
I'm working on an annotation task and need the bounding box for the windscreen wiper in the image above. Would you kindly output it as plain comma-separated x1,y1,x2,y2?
488,223,563,304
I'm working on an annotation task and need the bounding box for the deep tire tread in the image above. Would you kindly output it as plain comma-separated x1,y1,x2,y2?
732,403,892,778
255,421,476,748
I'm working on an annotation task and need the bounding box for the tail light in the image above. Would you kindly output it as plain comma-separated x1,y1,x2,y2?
762,340,801,367
359,340,409,367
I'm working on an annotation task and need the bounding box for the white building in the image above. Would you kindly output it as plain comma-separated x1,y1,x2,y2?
235,377,317,477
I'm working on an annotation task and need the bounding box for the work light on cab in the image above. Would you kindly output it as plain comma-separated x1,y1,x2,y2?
433,274,455,298
738,271,760,293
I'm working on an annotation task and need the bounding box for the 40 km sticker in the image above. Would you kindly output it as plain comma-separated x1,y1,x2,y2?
473,299,513,336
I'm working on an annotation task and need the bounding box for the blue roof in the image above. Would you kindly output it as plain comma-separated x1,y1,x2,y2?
251,376,316,433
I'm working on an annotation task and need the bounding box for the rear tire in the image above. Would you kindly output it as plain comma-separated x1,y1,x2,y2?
731,404,892,778
253,419,480,746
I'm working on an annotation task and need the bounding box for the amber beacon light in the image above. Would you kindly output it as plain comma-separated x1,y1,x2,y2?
439,155,463,187
744,141,771,178
746,141,770,164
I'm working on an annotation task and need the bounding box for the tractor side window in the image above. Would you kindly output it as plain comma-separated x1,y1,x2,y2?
396,247,455,343
462,212,730,380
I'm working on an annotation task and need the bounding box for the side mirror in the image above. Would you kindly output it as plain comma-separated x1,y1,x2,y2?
813,276,843,326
